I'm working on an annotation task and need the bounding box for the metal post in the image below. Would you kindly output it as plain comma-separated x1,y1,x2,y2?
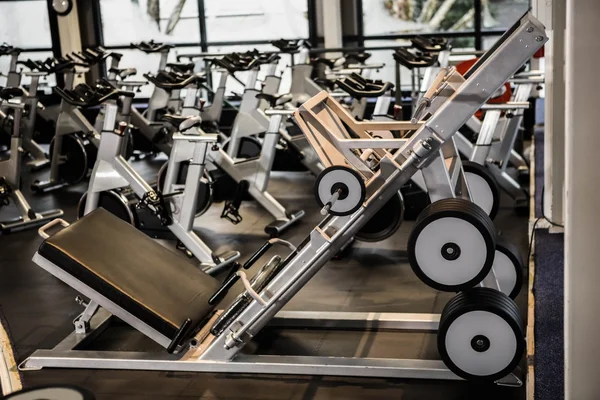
534,0,566,227
54,0,84,85
564,0,600,398
321,0,343,57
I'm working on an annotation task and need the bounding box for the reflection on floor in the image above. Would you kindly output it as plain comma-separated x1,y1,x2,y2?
0,157,529,400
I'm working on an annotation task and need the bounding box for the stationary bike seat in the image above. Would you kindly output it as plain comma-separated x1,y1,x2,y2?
161,114,203,131
255,93,293,107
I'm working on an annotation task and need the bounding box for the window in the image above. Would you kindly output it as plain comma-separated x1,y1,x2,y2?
0,1,55,88
482,0,530,29
99,0,201,46
0,0,52,49
204,0,309,43
362,0,477,36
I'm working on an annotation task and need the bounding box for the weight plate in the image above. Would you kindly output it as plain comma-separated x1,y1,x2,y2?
462,161,500,220
438,287,524,382
314,166,366,216
486,239,525,299
355,191,404,242
408,198,496,292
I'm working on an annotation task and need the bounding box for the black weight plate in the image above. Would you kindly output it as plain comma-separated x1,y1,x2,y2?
355,192,404,242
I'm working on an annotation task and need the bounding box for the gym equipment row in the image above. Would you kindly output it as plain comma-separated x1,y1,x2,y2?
18,12,546,384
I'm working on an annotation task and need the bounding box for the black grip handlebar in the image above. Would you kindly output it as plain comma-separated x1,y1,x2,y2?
393,48,438,69
411,36,449,53
0,43,22,56
55,82,134,108
335,73,394,99
131,40,174,53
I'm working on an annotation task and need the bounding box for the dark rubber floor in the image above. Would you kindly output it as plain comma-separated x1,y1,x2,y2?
0,155,529,399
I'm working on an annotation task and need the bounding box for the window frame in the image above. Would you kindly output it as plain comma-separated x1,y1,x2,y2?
95,0,317,53
355,0,529,50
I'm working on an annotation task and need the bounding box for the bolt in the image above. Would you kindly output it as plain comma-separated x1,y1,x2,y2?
526,27,534,33
536,36,544,42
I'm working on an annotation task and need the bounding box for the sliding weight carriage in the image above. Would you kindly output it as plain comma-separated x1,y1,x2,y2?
22,12,546,383
0,88,63,233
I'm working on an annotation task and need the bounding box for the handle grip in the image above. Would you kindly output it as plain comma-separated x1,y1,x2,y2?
38,218,70,239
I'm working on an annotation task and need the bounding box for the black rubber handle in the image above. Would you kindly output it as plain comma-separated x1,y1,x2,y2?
208,264,242,305
393,48,437,69
243,241,274,270
166,318,192,353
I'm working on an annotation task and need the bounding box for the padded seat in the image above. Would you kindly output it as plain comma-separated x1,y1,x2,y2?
255,92,292,107
38,208,220,345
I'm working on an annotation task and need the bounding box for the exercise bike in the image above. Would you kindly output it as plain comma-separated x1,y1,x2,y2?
0,87,63,233
30,53,117,193
0,46,53,169
74,83,239,274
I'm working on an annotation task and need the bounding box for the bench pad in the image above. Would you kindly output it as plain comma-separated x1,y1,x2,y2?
38,208,220,341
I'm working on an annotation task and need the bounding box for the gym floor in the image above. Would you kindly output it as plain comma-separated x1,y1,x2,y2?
0,156,529,400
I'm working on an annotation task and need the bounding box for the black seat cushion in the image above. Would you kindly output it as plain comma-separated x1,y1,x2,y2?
38,208,220,342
